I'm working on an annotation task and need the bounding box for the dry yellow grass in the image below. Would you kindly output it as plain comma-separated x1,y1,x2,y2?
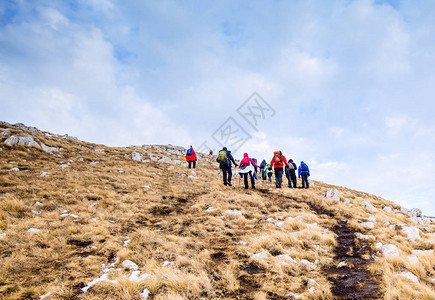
0,122,434,299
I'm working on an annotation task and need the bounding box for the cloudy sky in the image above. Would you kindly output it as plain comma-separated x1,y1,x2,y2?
1,0,434,215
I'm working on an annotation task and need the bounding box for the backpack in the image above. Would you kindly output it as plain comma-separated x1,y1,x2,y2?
288,162,296,171
301,163,308,171
274,151,282,166
218,150,228,162
187,149,193,156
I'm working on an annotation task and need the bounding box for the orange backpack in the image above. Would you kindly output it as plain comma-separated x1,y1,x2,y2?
274,151,282,166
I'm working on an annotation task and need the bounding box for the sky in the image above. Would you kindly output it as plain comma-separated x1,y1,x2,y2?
1,0,435,216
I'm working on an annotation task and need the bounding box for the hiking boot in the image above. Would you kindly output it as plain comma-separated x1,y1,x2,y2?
228,183,232,186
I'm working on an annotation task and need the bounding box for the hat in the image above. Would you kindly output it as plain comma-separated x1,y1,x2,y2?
289,159,293,163
223,147,227,151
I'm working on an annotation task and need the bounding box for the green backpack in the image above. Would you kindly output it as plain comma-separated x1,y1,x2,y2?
218,150,228,162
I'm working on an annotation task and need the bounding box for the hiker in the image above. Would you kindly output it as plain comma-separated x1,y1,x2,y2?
298,161,310,188
186,146,197,169
209,149,213,155
267,163,273,182
260,160,267,180
285,159,298,188
268,151,289,188
252,158,258,174
216,147,238,186
239,153,260,189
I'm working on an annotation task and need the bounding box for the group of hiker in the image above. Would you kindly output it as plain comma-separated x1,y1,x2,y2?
185,146,310,190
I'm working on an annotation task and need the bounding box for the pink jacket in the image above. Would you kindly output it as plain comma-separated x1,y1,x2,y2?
240,153,259,168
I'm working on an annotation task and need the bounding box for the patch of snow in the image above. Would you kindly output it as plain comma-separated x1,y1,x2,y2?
307,279,319,287
276,254,298,264
129,271,151,282
144,185,150,189
163,261,174,266
82,273,118,293
39,291,52,299
398,271,419,284
368,215,376,222
27,228,40,233
252,252,268,259
123,237,131,247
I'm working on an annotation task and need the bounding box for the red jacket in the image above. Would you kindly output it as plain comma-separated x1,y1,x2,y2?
269,153,289,169
186,148,197,162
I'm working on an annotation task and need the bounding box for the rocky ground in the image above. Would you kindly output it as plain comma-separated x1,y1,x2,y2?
0,121,434,299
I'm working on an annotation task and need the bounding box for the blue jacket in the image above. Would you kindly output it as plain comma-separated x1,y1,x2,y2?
298,161,310,176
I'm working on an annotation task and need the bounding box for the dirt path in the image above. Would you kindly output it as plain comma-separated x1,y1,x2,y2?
257,189,382,299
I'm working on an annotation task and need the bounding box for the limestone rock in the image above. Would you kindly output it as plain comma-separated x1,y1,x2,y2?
383,206,393,213
361,222,375,229
382,244,399,256
4,135,40,148
122,259,139,270
402,226,420,240
362,201,378,212
131,152,143,162
409,208,422,218
323,189,340,200
398,271,419,284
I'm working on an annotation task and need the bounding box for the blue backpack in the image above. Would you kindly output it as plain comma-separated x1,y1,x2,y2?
187,149,193,156
301,163,308,171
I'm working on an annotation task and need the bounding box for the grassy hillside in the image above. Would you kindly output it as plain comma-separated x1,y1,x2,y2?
0,122,434,299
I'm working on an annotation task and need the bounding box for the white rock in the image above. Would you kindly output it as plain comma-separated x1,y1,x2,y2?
10,167,19,172
382,244,399,257
398,271,419,284
129,271,151,282
4,135,40,148
123,237,131,247
40,142,61,154
309,287,316,293
224,209,242,217
408,254,419,264
300,259,317,269
285,293,301,299
59,164,68,169
205,207,216,212
122,260,139,270
307,279,319,287
343,198,351,205
362,201,378,212
31,210,41,215
27,228,40,233
383,219,390,225
252,252,268,259
163,261,174,266
39,172,49,177
0,233,6,238
140,288,150,299
237,241,247,246
383,206,393,213
360,222,375,229
276,254,298,264
94,149,105,153
266,218,275,222
402,226,420,240
144,185,150,189
275,221,284,227
409,208,422,218
375,242,383,250
131,152,143,162
324,189,340,200
368,215,376,222
389,224,396,230
77,158,84,162
337,261,347,268
396,213,404,217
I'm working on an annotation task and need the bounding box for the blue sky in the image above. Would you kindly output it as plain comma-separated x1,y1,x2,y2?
1,0,435,216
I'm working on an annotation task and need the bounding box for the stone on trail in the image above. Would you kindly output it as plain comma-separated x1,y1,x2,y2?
408,254,419,264
409,208,422,218
383,206,393,213
27,228,41,233
300,259,317,269
4,135,40,148
382,244,399,257
323,189,340,200
276,254,298,264
252,252,268,259
140,288,150,299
